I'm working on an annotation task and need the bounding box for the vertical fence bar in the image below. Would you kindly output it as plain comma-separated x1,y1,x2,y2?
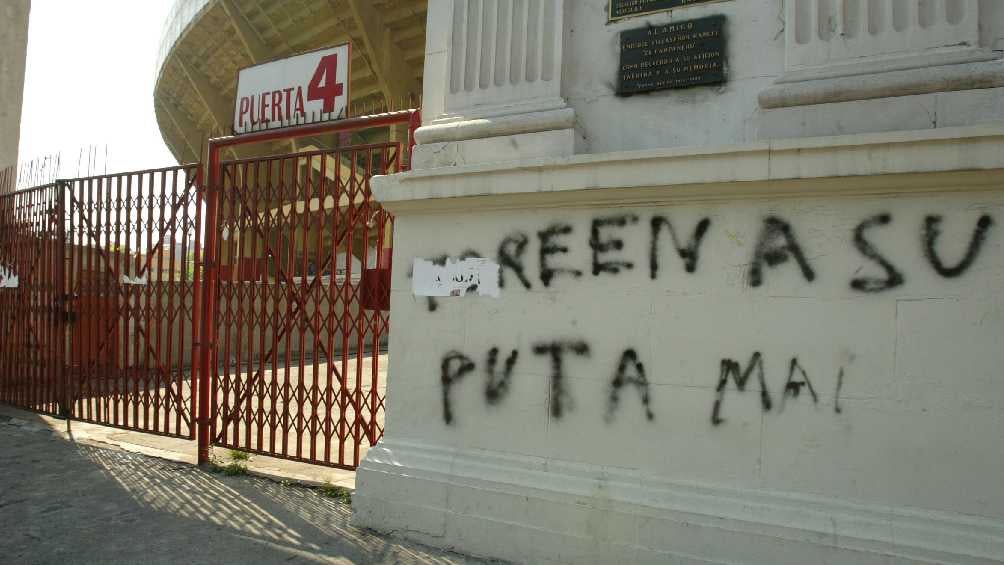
66,182,78,418
198,147,222,464
55,183,67,418
189,166,203,440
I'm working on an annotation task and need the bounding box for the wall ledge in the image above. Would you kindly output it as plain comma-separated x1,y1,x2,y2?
353,438,1004,564
372,125,1004,215
759,59,1004,109
415,106,575,144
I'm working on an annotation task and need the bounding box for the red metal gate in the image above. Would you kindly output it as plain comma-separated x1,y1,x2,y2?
205,142,398,468
1,112,415,469
0,183,65,416
0,166,201,438
198,111,417,468
64,166,202,438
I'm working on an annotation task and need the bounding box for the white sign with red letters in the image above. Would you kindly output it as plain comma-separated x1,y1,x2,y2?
233,43,351,134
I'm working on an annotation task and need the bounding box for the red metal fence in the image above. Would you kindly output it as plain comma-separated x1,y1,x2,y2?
0,183,65,415
198,110,418,468
64,166,202,438
0,110,418,470
0,167,201,438
207,143,398,468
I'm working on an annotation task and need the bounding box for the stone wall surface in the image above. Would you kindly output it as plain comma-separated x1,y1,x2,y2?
354,127,1004,564
383,191,1004,519
0,0,30,169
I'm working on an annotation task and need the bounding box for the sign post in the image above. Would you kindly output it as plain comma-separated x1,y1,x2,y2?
233,43,351,134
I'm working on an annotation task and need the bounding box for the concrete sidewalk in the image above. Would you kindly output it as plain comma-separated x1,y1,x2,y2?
0,404,361,491
0,410,492,565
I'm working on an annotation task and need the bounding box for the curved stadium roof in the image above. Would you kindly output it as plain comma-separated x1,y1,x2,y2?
154,0,427,163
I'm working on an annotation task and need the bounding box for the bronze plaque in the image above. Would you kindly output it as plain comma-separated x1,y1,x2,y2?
609,0,721,21
617,15,726,95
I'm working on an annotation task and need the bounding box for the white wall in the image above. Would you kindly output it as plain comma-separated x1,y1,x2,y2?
355,128,1004,564
386,192,1004,519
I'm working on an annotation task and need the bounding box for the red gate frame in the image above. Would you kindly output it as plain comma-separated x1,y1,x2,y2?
197,109,420,464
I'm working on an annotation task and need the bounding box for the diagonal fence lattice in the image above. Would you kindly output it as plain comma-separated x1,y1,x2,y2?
209,143,398,469
0,112,416,469
0,166,202,439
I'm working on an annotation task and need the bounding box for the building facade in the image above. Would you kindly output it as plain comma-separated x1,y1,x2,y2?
352,1,1004,564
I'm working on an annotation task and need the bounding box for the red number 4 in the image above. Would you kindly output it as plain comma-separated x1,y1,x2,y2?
308,54,345,113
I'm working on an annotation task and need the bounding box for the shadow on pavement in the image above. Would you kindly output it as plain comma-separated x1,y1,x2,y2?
0,409,486,565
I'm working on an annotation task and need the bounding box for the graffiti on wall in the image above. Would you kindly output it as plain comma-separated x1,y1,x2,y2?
418,213,995,299
420,212,996,426
438,344,847,426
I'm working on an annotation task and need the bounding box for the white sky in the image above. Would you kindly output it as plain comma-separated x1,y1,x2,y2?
18,0,177,177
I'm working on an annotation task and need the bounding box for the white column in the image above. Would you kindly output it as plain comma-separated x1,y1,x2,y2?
414,0,577,169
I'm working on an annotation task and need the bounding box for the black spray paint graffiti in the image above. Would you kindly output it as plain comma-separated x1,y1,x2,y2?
418,209,999,362
712,352,842,426
440,351,476,425
591,214,639,276
441,344,659,424
711,352,772,427
498,232,532,290
606,349,654,422
851,213,905,292
834,368,845,415
440,346,847,427
442,348,520,424
420,213,996,302
749,216,816,288
650,216,712,279
539,224,584,288
922,214,995,277
533,340,590,418
501,216,717,289
779,357,818,411
485,347,519,405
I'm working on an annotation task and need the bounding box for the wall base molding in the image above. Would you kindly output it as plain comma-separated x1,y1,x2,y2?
353,438,1004,565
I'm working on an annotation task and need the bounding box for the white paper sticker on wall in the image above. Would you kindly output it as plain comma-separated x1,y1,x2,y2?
0,265,17,289
412,257,500,298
